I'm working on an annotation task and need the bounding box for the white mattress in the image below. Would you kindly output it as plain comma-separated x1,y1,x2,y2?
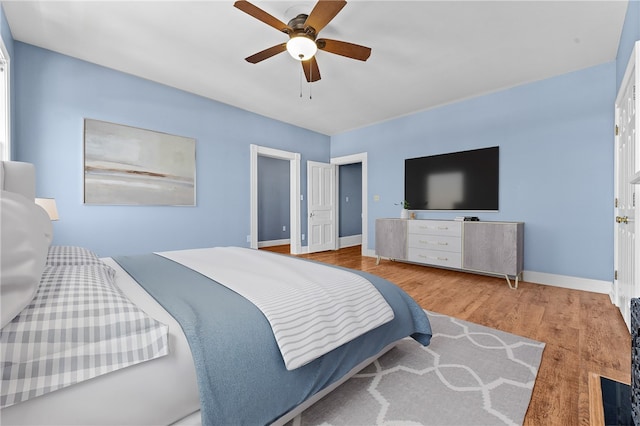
1,258,201,426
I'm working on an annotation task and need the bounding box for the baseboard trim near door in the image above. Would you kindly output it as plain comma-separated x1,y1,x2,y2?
338,235,362,248
257,239,291,248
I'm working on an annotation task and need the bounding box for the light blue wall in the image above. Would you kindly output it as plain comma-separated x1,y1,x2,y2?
332,62,616,282
14,42,329,257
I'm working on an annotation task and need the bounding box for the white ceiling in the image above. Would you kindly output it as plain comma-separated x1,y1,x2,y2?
2,0,629,136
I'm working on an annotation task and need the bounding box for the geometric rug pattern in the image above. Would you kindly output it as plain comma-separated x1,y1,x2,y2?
292,310,545,426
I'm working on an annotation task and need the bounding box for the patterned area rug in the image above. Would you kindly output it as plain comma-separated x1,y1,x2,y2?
291,310,545,426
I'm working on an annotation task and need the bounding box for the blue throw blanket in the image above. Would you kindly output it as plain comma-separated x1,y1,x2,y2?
114,253,431,425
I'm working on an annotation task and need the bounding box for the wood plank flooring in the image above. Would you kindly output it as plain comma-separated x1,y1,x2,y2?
261,244,631,425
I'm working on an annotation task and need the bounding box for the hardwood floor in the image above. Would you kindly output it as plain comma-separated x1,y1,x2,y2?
262,244,631,425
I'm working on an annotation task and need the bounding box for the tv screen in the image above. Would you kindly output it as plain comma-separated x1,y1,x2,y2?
404,146,499,211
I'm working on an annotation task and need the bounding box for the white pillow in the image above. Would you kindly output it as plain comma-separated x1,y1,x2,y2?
1,191,49,328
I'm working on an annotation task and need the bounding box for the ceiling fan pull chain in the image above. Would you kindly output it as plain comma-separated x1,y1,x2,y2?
299,68,303,98
309,62,313,100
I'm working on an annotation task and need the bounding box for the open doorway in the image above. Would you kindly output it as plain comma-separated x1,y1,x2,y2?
257,156,290,249
250,145,301,254
338,163,363,248
331,153,368,257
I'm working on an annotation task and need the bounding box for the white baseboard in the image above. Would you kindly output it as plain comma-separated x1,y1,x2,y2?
522,271,612,294
257,239,290,248
338,234,362,248
362,250,611,294
297,236,362,254
297,235,362,254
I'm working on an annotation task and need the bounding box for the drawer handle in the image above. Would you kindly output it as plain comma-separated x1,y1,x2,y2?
418,254,449,261
418,240,449,246
417,225,450,231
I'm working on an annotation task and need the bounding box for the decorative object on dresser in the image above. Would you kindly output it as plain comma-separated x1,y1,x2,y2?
375,218,524,289
395,200,410,219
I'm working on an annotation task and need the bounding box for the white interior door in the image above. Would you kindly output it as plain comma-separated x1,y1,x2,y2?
307,161,336,253
614,41,639,330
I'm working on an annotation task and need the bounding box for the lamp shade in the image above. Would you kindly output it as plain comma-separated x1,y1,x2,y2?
286,35,317,61
35,198,59,221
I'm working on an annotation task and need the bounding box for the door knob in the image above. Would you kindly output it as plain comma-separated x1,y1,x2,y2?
616,216,629,224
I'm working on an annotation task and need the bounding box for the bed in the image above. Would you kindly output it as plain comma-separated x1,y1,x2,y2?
0,160,432,425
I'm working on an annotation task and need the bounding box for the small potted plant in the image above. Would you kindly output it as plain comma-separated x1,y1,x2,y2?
396,200,410,219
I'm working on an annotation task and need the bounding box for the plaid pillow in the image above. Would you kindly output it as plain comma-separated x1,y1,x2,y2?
0,263,168,408
46,245,103,266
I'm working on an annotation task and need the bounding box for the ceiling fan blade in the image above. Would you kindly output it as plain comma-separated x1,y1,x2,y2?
317,38,371,61
302,57,321,82
245,43,287,64
304,0,347,34
234,1,291,33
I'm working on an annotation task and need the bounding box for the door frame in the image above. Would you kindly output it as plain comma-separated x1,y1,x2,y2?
0,34,10,161
250,144,301,254
331,152,368,257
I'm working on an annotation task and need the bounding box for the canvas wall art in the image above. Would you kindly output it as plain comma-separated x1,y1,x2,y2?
84,119,196,205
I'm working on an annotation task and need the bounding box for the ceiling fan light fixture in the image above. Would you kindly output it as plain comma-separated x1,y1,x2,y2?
286,35,317,61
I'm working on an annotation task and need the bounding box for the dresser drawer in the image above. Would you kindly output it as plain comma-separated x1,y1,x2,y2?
407,234,461,253
408,248,462,268
408,220,461,237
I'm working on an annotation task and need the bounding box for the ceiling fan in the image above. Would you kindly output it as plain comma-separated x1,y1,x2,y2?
233,0,371,82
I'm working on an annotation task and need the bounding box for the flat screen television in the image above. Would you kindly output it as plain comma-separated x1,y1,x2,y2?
404,146,499,211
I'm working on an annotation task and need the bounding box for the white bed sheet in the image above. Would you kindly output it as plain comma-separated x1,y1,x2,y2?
1,258,200,426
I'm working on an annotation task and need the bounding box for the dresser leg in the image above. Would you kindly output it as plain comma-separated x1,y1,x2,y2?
505,274,519,290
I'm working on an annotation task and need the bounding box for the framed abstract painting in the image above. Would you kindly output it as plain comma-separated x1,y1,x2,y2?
84,119,196,206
